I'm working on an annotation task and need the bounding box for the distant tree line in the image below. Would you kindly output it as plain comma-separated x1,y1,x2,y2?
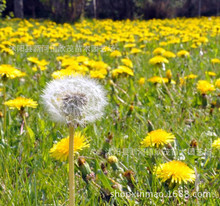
2,0,220,21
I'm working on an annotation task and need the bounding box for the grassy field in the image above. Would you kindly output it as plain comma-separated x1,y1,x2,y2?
0,17,220,205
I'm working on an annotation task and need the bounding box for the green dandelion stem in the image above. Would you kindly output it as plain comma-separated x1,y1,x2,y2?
91,180,101,190
3,81,7,136
160,149,171,162
69,124,75,206
159,70,175,105
22,112,32,150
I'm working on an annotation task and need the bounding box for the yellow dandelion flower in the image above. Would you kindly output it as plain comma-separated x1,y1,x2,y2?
4,97,38,110
205,71,216,76
27,57,40,64
197,80,215,94
197,36,208,44
32,66,38,72
162,51,176,58
90,70,106,79
37,59,49,67
159,42,168,46
141,129,175,148
110,50,122,57
89,61,109,71
49,38,57,43
177,50,190,57
153,47,166,55
112,66,134,77
107,156,118,163
215,79,220,88
50,132,90,161
50,43,59,50
52,69,80,79
124,43,136,48
121,58,133,68
148,76,176,84
138,77,145,85
38,65,47,71
211,58,220,64
56,55,70,62
1,47,15,55
0,64,26,79
168,79,176,84
155,160,195,184
179,77,185,86
191,43,199,48
102,46,112,52
130,48,142,54
149,56,169,65
27,41,35,46
76,56,89,63
212,138,220,149
1,41,15,46
166,70,172,80
184,74,198,79
61,58,77,67
28,57,48,71
148,76,163,84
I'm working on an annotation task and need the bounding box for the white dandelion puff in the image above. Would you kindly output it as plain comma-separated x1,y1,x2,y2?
41,76,108,125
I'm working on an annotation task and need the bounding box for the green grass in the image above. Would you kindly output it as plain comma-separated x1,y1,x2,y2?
0,17,220,205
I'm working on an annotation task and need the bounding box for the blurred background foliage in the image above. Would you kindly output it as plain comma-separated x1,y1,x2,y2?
1,0,220,22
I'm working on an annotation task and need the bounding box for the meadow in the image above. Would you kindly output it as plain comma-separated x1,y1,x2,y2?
0,17,220,205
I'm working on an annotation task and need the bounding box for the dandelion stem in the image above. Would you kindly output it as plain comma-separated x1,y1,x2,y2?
160,149,171,162
69,124,75,206
22,113,30,143
3,82,7,136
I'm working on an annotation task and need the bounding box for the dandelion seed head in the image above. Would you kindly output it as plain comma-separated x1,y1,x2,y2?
41,76,108,125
